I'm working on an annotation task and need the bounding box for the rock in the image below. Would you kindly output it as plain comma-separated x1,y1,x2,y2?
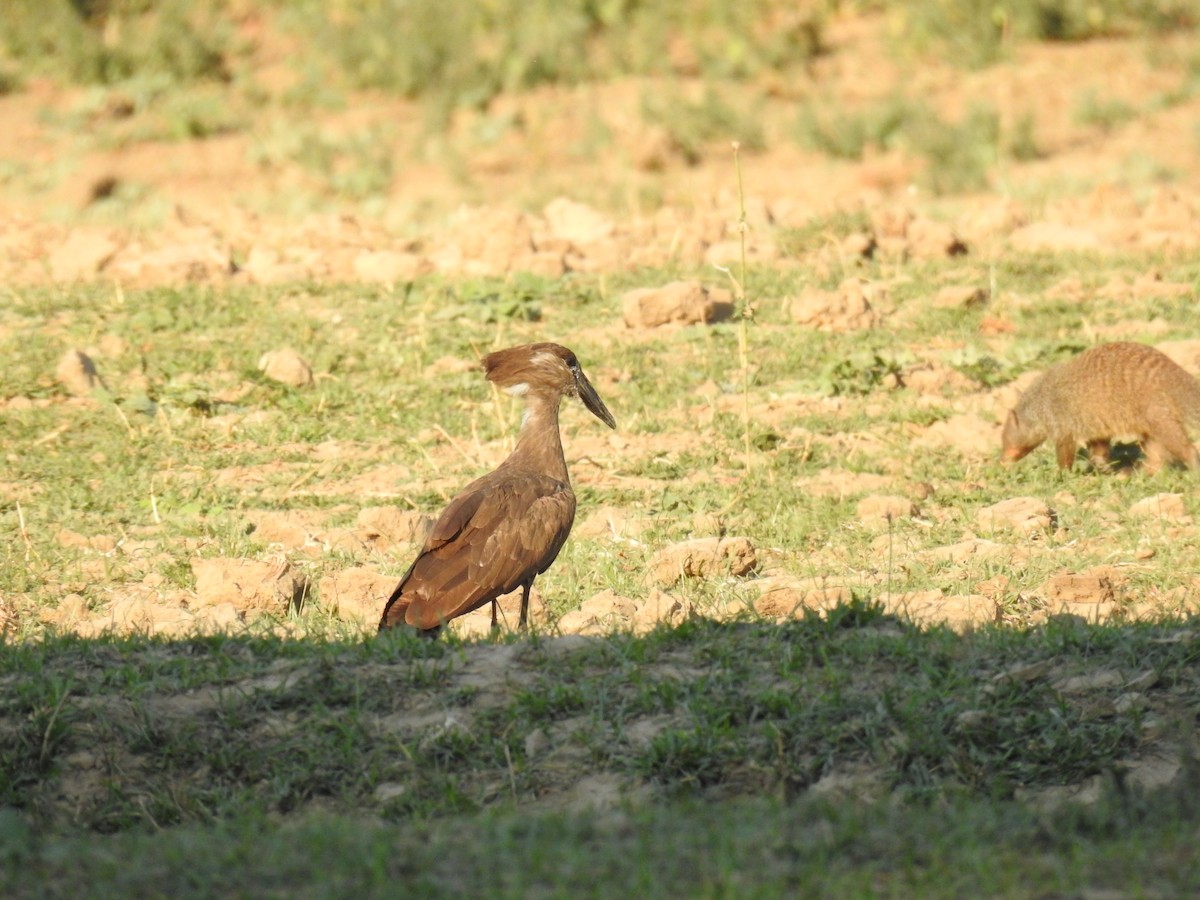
789,278,884,331
646,536,757,587
108,235,232,283
450,585,549,638
621,280,734,328
193,602,243,631
356,507,432,548
55,528,114,551
902,362,979,396
373,783,408,803
841,232,876,259
1128,493,1189,522
258,348,314,388
441,206,535,275
1041,567,1126,605
191,557,306,616
993,659,1053,684
55,348,104,396
918,539,1005,565
542,197,614,246
751,577,852,619
53,593,90,628
915,413,997,458
524,728,550,758
48,230,120,281
510,251,566,277
574,505,650,541
855,495,917,525
631,589,694,634
239,246,311,284
703,238,779,266
556,589,637,635
934,285,988,309
248,511,324,550
317,567,395,626
352,249,430,283
907,218,967,258
977,497,1054,535
1010,222,1102,252
1052,670,1124,694
95,595,195,636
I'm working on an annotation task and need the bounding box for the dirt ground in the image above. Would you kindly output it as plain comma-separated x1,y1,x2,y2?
2,14,1199,286
4,11,1200,644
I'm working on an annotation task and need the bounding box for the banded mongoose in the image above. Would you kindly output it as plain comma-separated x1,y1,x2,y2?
1001,342,1200,472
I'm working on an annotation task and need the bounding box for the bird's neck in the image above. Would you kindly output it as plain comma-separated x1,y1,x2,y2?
506,396,568,483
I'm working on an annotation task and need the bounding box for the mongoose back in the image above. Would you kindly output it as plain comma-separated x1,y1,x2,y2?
1001,342,1200,472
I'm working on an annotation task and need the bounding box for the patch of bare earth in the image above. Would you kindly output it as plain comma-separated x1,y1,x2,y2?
5,13,1200,645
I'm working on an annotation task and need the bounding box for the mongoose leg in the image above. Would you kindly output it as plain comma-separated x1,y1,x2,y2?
1054,438,1078,470
1086,439,1111,471
1142,439,1168,474
1142,410,1198,471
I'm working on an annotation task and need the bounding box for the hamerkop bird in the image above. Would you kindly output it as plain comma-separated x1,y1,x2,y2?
378,342,616,638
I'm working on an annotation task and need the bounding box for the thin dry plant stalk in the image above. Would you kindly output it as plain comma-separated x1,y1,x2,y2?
16,500,33,557
715,141,755,472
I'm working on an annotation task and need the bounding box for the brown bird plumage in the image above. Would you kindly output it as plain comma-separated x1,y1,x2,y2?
378,343,616,637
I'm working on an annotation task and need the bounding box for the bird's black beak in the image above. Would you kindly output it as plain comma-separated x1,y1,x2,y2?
575,369,616,430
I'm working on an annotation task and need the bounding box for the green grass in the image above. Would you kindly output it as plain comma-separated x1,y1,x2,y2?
890,0,1198,68
4,46,1200,883
1,617,1198,894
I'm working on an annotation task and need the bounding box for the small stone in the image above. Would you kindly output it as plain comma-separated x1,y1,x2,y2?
356,507,432,547
1113,693,1148,714
194,602,242,631
855,495,917,525
1040,569,1124,605
955,710,990,732
191,557,306,616
48,230,120,281
1128,493,1189,522
645,536,757,587
352,250,430,284
56,349,104,396
542,197,614,246
524,728,550,758
934,285,988,309
258,348,314,388
789,278,884,332
631,589,694,634
54,593,89,627
1010,222,1101,252
317,567,396,626
907,218,967,258
621,281,733,329
373,782,407,803
992,659,1053,684
1053,670,1124,694
574,506,650,541
977,497,1054,535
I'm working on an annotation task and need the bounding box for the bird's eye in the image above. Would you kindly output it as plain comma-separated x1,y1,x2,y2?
565,354,578,369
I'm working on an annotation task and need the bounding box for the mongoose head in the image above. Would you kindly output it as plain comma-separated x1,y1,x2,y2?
1000,409,1041,462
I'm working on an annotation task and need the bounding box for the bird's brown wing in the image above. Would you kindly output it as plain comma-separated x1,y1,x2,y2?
379,472,576,631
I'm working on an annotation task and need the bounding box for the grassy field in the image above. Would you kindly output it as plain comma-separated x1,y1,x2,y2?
3,0,1200,895
4,254,1200,893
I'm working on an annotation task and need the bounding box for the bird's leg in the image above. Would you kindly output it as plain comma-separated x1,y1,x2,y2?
490,600,499,634
519,581,532,631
